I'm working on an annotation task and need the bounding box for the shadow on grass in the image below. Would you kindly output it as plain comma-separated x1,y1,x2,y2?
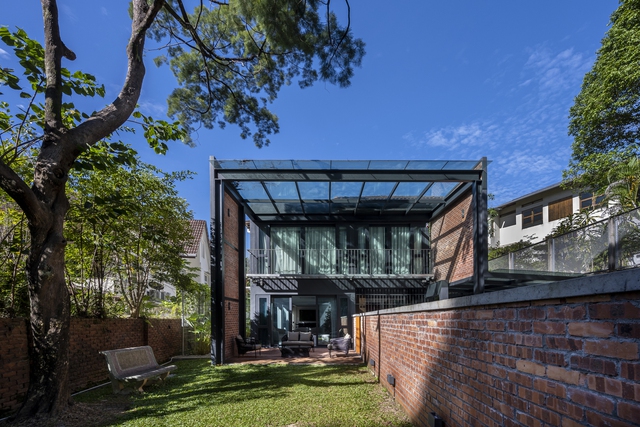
83,360,411,427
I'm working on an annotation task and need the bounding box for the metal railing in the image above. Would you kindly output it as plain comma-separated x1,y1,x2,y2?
248,248,431,276
489,207,640,274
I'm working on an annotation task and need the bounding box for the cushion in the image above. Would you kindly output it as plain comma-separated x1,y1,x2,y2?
287,332,299,341
299,332,311,341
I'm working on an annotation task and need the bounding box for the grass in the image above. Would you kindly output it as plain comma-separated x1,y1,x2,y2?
71,360,412,427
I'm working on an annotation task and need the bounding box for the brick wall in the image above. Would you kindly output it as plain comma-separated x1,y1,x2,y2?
223,190,241,359
146,319,183,364
430,190,474,283
0,317,182,416
357,270,640,427
226,301,241,357
0,318,28,416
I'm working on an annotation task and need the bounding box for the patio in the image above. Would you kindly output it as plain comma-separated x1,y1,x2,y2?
226,346,363,365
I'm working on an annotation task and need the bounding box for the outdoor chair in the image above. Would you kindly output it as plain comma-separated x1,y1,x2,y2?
327,335,351,357
235,335,262,357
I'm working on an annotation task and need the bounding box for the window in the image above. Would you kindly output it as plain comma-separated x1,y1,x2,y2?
500,211,516,228
548,197,573,222
522,205,543,229
580,193,605,210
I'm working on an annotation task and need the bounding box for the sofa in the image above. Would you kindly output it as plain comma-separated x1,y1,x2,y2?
280,331,314,356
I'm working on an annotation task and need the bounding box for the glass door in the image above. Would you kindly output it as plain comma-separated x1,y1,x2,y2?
317,297,337,345
271,297,291,346
257,297,269,346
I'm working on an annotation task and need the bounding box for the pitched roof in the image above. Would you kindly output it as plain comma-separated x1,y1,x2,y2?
184,219,207,257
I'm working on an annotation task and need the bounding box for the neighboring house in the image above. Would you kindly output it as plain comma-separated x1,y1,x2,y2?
209,158,490,363
146,219,210,302
490,183,607,247
183,219,211,288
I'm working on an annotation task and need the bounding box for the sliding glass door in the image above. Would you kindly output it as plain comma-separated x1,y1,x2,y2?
271,297,291,346
317,297,337,345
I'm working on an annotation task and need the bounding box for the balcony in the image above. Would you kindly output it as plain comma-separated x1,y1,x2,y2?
247,248,431,278
489,207,640,274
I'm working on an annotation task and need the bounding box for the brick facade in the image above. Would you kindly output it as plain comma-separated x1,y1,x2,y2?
0,318,28,416
223,190,242,359
356,272,640,427
0,317,182,416
430,190,474,283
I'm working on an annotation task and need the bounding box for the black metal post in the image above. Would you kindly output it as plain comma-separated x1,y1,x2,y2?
473,157,488,295
211,165,224,365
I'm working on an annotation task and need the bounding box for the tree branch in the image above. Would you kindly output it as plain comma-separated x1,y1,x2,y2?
0,158,45,223
328,0,351,66
41,0,75,133
162,1,258,63
69,0,164,154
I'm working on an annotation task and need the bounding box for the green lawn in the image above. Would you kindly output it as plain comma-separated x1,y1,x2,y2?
74,360,412,427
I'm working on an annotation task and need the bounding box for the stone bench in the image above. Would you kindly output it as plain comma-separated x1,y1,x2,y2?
100,345,177,394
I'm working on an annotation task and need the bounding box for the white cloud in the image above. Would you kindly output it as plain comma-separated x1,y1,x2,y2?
411,122,498,153
0,47,9,59
60,4,77,22
101,7,108,16
404,43,595,206
523,46,591,97
137,100,167,116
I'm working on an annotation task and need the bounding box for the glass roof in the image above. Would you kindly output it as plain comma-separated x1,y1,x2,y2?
213,159,487,223
214,159,481,172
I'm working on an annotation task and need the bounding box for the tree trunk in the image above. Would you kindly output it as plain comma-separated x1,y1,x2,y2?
20,210,71,416
4,0,163,418
16,138,74,416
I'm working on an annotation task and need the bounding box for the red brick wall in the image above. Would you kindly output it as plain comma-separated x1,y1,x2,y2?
0,317,182,416
430,190,474,283
226,301,241,357
0,318,28,416
223,190,242,359
358,292,640,427
147,319,183,364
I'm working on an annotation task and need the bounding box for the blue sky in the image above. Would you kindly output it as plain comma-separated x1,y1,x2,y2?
1,1,619,223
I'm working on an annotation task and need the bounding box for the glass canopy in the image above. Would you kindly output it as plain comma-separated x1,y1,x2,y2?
212,159,486,223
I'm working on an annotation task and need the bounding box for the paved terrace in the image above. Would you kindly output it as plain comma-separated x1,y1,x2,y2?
225,347,363,365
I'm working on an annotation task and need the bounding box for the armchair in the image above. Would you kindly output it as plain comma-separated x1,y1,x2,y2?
328,335,351,357
235,335,262,357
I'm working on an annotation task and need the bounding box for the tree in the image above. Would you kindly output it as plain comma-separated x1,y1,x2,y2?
604,155,640,211
568,0,640,162
0,0,363,418
109,166,193,318
64,146,192,319
566,0,640,192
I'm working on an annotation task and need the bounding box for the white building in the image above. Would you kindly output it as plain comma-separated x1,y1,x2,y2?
490,183,606,247
183,219,211,287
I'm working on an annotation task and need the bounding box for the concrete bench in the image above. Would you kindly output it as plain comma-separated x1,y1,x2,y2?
100,345,177,394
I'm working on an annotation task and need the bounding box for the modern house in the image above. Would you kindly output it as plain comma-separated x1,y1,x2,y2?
490,182,606,247
489,183,640,276
209,158,489,363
